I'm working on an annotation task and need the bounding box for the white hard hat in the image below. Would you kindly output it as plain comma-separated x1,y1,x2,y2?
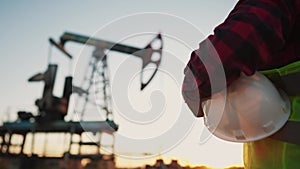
202,71,291,142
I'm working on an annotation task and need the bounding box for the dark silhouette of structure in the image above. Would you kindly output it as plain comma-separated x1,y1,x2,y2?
0,32,163,169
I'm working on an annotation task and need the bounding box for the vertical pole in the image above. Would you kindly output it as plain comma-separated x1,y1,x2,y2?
31,128,35,155
68,126,75,154
20,133,26,154
6,132,12,154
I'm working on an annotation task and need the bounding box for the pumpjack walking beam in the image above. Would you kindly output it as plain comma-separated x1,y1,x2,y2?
50,32,163,90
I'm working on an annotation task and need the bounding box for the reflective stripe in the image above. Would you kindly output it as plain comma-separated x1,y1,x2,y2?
244,60,300,169
270,121,300,145
289,96,300,121
260,61,300,144
244,137,300,169
261,61,300,95
266,71,300,95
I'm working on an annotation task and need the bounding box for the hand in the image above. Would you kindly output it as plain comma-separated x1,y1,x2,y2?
182,53,205,117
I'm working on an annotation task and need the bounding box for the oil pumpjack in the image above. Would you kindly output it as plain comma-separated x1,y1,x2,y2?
0,32,163,169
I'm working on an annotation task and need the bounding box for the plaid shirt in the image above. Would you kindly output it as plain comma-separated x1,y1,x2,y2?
182,0,300,117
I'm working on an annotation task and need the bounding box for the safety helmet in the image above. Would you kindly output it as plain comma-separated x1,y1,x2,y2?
202,71,291,142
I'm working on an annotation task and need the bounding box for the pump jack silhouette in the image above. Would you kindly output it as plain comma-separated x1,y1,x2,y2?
0,32,163,169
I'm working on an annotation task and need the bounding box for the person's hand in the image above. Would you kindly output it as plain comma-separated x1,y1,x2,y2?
182,50,207,117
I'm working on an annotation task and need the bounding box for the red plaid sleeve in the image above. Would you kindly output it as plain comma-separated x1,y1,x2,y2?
182,0,300,117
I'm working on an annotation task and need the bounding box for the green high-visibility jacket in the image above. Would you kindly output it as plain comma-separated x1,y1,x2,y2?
244,61,300,169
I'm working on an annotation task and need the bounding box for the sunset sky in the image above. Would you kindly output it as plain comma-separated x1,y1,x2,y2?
0,1,243,168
